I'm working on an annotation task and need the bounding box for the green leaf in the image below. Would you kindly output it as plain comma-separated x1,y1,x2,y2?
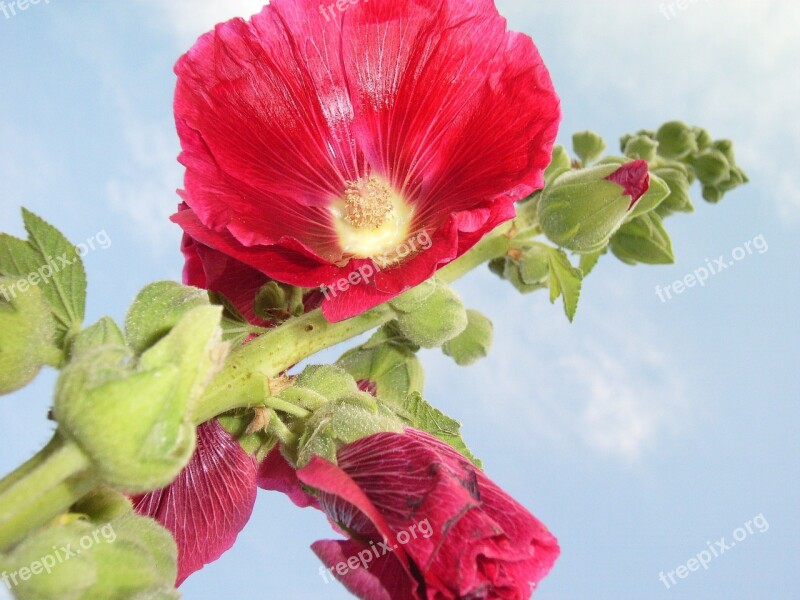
398,392,481,468
0,210,87,347
442,310,493,366
547,248,583,322
579,249,605,276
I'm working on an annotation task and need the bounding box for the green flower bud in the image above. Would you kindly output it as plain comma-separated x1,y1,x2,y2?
55,306,227,493
442,309,493,366
544,145,572,185
389,278,436,313
518,244,552,286
289,365,404,467
694,126,713,151
394,282,468,348
337,334,424,405
0,513,177,600
125,281,209,355
653,167,695,216
0,277,60,395
627,173,671,219
702,185,724,203
538,160,651,253
692,149,731,186
572,131,607,166
623,134,659,162
656,121,698,160
70,317,126,359
611,212,675,265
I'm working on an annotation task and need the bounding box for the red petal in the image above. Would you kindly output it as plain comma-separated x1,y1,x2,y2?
173,0,560,321
257,446,319,509
132,421,258,585
605,160,651,208
330,429,560,597
342,0,560,225
312,539,419,600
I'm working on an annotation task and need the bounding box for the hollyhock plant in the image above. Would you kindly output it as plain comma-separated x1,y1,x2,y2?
0,0,750,597
261,429,559,599
171,0,561,322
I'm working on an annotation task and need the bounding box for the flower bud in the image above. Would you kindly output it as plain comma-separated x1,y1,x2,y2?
653,167,695,216
0,513,178,599
623,134,659,162
337,332,424,404
610,212,675,265
572,131,606,166
692,149,731,186
125,281,209,355
442,309,493,366
289,365,404,467
544,145,571,185
394,282,468,348
55,305,227,493
538,160,651,253
0,277,60,395
655,121,698,159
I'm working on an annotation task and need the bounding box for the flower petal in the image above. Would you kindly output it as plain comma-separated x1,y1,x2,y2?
312,539,419,600
257,446,319,509
132,421,258,585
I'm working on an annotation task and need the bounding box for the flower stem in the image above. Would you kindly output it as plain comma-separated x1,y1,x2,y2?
0,434,92,550
193,218,520,424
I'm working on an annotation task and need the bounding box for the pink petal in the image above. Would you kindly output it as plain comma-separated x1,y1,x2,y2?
133,421,258,585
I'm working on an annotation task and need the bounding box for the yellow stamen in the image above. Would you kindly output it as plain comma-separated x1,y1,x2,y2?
331,175,414,261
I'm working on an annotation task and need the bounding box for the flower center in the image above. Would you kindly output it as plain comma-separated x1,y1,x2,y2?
331,175,414,261
343,177,394,229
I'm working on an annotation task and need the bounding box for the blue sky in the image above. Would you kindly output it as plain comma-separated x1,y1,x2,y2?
1,1,798,599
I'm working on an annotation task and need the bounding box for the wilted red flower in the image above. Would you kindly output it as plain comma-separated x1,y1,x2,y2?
171,0,561,322
263,429,559,599
132,421,258,585
132,236,323,585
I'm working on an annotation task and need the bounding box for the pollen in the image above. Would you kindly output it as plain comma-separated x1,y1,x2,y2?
343,176,394,229
330,174,415,261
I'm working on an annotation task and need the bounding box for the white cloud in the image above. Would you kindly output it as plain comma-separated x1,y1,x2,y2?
432,280,689,463
136,0,268,48
499,0,800,225
106,119,184,255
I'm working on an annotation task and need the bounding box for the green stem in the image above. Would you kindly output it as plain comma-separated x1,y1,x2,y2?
0,473,98,551
0,203,537,550
193,218,521,424
263,397,311,419
0,435,92,550
0,436,61,495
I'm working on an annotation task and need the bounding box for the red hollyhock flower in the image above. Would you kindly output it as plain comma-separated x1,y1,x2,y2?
262,429,559,598
172,0,561,322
